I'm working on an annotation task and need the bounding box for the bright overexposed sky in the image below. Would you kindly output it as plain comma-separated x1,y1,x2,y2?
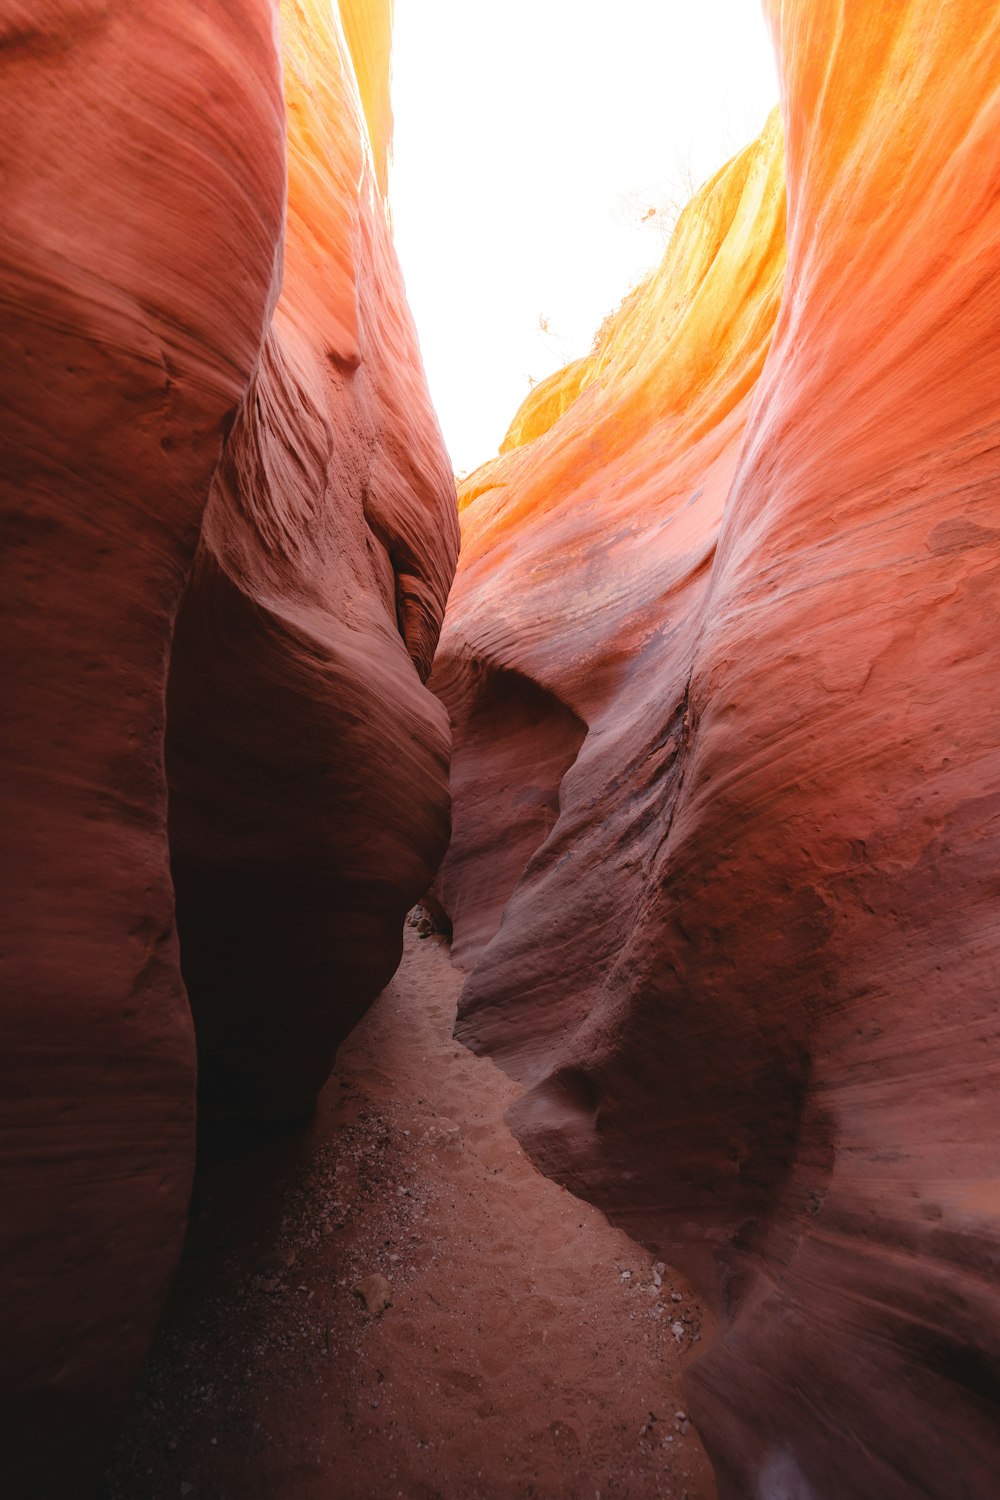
390,1,779,476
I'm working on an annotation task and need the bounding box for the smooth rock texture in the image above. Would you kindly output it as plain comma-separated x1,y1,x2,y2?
436,107,787,982
0,6,284,1494
437,4,1000,1496
0,1,456,1493
167,0,458,1126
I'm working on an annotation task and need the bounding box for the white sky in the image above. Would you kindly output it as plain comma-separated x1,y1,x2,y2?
389,1,779,476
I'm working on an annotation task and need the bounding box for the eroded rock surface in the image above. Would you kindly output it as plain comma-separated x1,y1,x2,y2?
167,0,458,1126
436,108,787,1020
0,1,456,1493
437,5,1000,1496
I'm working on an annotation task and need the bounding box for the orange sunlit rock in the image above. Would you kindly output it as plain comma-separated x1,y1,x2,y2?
436,3,1000,1494
338,0,395,198
0,2,456,1493
435,109,786,971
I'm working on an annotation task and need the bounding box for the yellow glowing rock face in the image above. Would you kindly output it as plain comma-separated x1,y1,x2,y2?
499,356,594,454
457,107,786,539
337,0,395,198
494,109,786,468
437,108,787,973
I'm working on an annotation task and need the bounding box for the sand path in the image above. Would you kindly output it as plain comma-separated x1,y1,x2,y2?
99,921,715,1500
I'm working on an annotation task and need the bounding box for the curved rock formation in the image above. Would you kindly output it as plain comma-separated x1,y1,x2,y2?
437,4,1000,1495
166,0,458,1125
0,0,456,1492
435,107,787,995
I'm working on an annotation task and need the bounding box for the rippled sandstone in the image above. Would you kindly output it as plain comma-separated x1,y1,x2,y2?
436,3,1000,1495
0,2,456,1493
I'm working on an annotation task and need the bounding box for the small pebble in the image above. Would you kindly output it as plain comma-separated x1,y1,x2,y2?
353,1273,392,1316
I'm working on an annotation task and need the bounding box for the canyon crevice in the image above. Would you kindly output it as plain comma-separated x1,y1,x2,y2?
2,1,999,1498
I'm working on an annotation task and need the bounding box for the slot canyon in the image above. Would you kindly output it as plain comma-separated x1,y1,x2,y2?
1,1,998,1498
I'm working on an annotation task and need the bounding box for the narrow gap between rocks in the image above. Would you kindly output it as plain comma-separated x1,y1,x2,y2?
98,918,715,1500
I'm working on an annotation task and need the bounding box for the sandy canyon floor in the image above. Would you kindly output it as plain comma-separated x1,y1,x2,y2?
99,920,715,1500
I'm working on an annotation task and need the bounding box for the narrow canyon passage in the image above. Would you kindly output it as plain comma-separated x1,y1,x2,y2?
98,920,715,1500
5,4,999,1495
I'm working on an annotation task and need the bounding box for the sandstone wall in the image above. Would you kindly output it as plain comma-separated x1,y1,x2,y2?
167,0,458,1126
437,3,1000,1493
0,2,456,1492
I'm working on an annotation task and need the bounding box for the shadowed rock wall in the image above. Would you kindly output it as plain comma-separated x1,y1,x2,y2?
166,0,458,1125
0,1,456,1492
437,3,1000,1494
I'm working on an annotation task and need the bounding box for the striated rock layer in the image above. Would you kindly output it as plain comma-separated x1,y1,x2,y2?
166,0,458,1125
0,1,456,1494
436,3,1000,1496
437,107,787,986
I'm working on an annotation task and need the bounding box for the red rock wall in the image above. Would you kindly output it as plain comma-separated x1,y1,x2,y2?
438,3,1000,1495
0,0,456,1491
167,0,458,1125
436,108,787,1025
